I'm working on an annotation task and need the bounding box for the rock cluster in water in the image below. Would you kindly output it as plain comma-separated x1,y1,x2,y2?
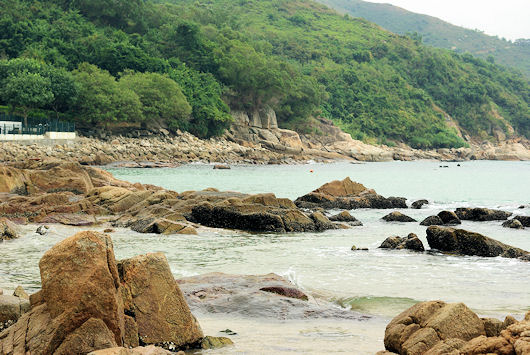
0,231,233,354
379,301,530,355
0,165,398,234
295,177,407,210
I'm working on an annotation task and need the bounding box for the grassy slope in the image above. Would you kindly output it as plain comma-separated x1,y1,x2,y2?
316,0,530,77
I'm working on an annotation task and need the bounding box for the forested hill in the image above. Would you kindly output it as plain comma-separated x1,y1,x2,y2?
317,0,530,77
0,0,529,149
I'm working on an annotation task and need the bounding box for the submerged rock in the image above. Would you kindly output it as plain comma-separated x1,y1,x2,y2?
294,177,407,210
177,272,361,320
379,234,424,252
502,219,524,229
426,226,528,258
455,207,512,221
411,199,429,209
382,212,417,222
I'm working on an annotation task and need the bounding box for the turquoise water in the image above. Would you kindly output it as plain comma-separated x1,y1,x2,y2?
106,160,530,205
1,161,529,354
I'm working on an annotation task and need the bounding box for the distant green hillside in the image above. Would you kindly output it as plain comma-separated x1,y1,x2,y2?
317,0,530,77
0,0,529,148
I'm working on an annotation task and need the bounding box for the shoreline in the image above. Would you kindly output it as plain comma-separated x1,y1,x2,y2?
1,131,529,169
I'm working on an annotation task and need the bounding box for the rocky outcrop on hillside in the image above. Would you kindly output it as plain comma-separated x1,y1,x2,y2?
380,301,530,355
426,226,528,259
295,177,407,210
0,231,207,354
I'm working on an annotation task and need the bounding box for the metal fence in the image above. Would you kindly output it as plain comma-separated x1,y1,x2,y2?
0,113,75,135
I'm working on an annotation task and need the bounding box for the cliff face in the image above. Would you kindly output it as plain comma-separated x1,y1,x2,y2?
228,107,304,154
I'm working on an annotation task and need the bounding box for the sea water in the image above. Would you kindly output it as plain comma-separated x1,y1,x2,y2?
1,161,529,354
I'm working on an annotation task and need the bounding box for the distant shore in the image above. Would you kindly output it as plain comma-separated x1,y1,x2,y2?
1,131,529,168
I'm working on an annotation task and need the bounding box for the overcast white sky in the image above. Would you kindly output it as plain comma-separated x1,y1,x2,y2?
367,0,530,40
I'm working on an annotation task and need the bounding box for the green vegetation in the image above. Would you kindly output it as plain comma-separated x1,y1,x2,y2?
317,0,530,77
0,0,528,147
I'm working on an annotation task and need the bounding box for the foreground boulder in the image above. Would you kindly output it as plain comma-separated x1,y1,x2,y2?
379,234,424,252
455,207,512,221
382,212,417,222
294,177,407,210
426,226,528,258
0,231,205,354
384,301,485,355
118,253,203,347
383,302,530,355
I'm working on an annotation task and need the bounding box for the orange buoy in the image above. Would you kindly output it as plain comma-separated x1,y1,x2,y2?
309,169,314,173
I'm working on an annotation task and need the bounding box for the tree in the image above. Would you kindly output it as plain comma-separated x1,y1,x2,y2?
168,62,231,138
2,71,53,125
72,63,142,125
119,71,192,130
46,67,79,117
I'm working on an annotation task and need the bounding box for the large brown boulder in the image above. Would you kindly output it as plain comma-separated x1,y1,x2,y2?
384,301,485,355
426,226,528,258
118,253,203,347
0,231,205,354
294,177,407,210
0,231,123,354
39,231,125,345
